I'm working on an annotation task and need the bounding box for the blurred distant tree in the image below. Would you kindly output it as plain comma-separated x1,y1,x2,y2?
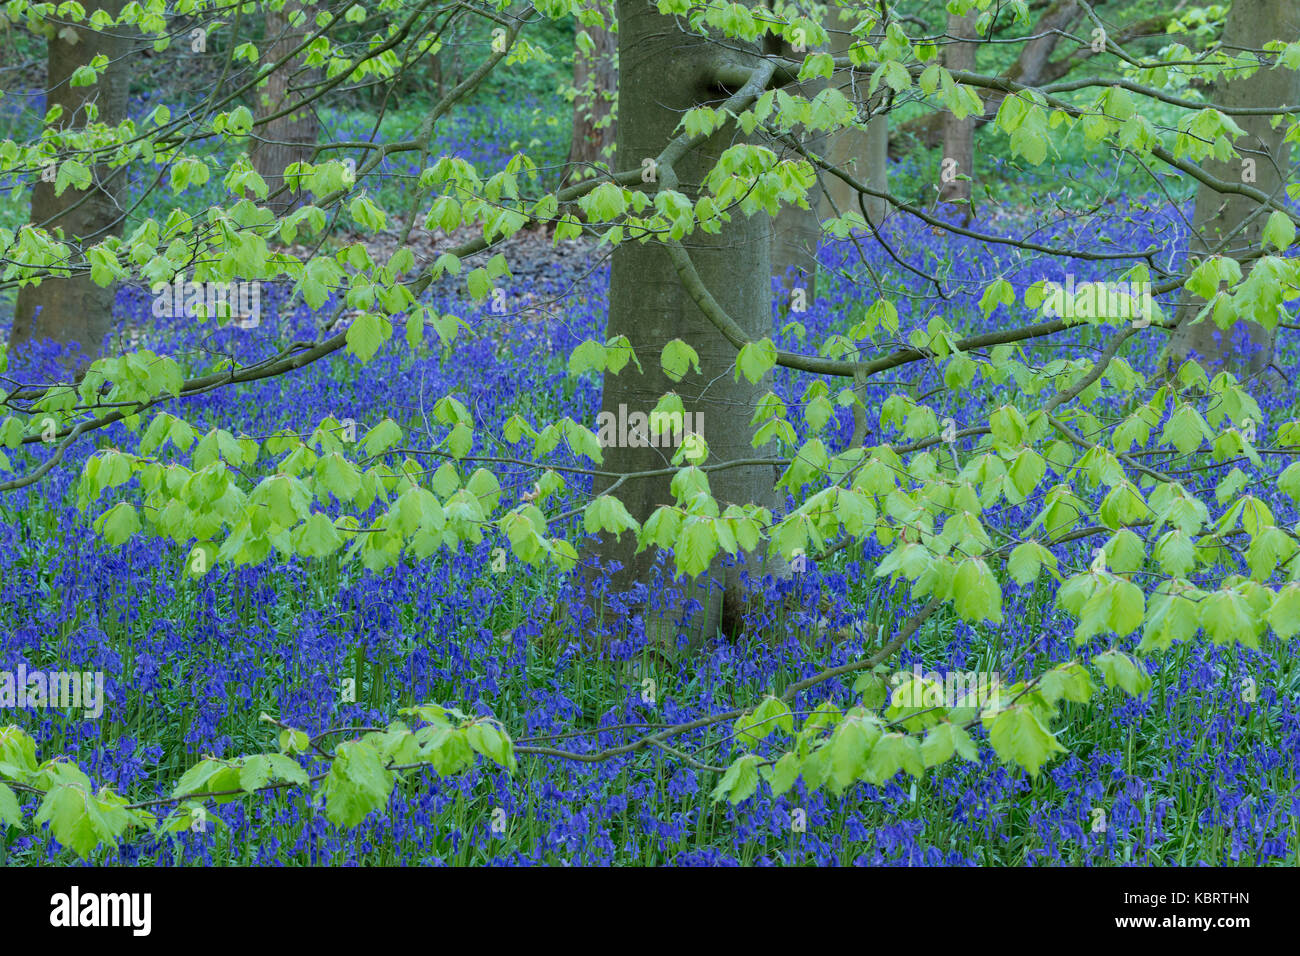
564,18,617,182
251,0,321,214
821,6,887,228
769,39,824,287
938,6,977,222
9,0,129,362
891,0,1175,155
1166,0,1300,378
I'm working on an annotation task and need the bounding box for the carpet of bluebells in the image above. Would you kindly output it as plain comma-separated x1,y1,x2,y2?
1,100,1298,865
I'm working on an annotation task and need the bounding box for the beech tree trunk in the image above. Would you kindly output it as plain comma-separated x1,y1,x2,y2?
251,3,320,214
769,36,824,288
10,0,129,360
821,15,888,227
1166,0,1300,378
565,22,617,180
590,0,783,652
892,0,1083,154
938,11,977,223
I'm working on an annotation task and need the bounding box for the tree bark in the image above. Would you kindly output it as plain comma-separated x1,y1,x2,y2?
976,0,1083,128
10,0,129,361
564,22,617,182
820,14,888,228
891,0,1092,155
938,10,977,223
1166,0,1300,378
251,2,320,214
590,0,782,652
769,36,824,288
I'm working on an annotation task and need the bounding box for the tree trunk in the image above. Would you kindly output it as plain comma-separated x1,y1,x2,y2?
10,0,129,361
769,36,824,288
428,47,443,102
890,0,1092,156
976,0,1082,129
1166,0,1300,378
564,22,617,182
894,0,1083,153
251,2,320,214
939,11,977,223
821,16,888,228
590,0,782,652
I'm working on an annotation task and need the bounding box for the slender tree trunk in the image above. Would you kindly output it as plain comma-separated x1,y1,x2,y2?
769,36,824,288
1166,0,1300,378
968,0,1083,132
429,47,443,101
10,0,129,360
565,22,617,181
590,0,782,651
861,116,890,226
821,15,888,227
251,2,320,214
893,0,1083,153
939,11,977,223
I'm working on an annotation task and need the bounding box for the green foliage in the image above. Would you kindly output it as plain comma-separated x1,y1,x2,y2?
0,701,515,858
713,653,1154,804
